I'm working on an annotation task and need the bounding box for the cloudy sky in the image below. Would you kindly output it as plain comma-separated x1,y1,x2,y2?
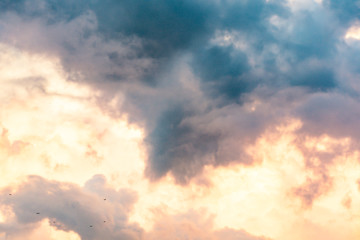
1,0,360,239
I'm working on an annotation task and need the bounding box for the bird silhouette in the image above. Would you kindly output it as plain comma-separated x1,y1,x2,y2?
36,212,40,214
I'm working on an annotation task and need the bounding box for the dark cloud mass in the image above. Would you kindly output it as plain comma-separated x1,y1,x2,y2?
1,0,360,189
325,0,360,24
193,45,252,101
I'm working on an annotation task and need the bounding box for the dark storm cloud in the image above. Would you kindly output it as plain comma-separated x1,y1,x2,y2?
91,0,215,58
324,0,360,24
0,0,88,23
88,0,287,59
289,63,336,91
192,45,253,101
145,90,292,183
145,105,221,183
1,0,360,188
1,0,216,58
220,0,287,31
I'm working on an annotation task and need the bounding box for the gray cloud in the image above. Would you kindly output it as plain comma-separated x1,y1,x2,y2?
296,92,360,139
0,175,142,240
324,0,360,25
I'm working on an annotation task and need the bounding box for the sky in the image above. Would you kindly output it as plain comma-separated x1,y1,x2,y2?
1,0,360,239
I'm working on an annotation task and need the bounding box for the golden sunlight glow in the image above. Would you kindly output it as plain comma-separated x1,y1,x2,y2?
0,43,144,190
345,23,360,41
21,220,81,240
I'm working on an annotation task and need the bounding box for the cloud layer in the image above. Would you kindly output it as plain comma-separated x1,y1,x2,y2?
1,0,360,239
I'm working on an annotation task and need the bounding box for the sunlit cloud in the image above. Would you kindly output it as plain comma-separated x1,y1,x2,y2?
345,22,360,41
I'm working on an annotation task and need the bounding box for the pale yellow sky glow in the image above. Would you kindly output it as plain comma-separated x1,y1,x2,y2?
1,43,360,240
7,220,81,240
345,23,360,41
0,43,144,189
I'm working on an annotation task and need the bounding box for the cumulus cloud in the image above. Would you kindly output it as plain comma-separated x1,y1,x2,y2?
0,175,142,240
0,176,270,240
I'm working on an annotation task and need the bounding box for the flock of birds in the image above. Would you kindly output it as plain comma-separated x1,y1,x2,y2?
8,193,108,228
